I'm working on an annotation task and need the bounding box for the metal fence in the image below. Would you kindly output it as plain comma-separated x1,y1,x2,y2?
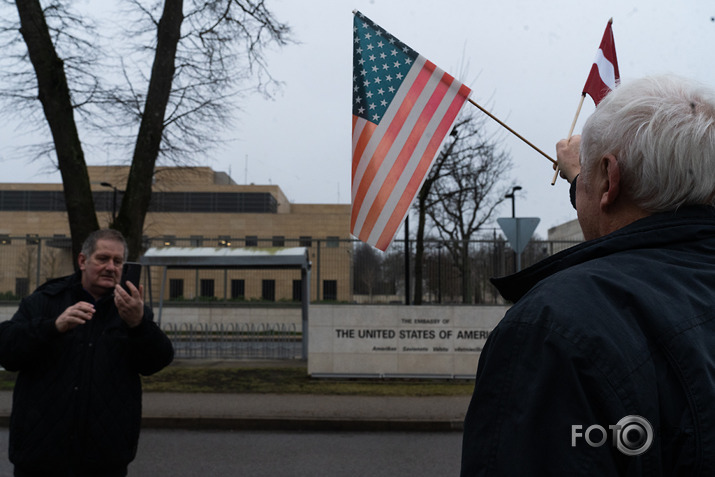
0,233,581,361
161,322,301,360
0,234,582,305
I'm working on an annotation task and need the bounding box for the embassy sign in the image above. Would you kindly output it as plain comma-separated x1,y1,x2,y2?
308,305,505,378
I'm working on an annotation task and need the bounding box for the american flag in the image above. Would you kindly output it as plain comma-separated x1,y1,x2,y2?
583,19,619,105
351,11,471,251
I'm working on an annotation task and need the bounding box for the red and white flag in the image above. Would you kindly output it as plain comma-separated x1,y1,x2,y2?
351,11,471,251
582,19,620,105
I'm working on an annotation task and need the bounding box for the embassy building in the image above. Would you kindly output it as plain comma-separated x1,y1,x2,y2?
0,166,352,304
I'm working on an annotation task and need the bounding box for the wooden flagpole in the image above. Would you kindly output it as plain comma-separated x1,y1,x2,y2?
551,93,586,185
468,98,556,165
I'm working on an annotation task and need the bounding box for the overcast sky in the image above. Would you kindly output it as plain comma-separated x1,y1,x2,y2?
1,0,714,240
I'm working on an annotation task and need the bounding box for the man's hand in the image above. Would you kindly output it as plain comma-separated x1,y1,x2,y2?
555,136,582,183
114,282,145,328
56,302,95,333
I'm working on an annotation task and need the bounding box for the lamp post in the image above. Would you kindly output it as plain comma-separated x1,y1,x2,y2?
100,182,118,224
504,186,522,218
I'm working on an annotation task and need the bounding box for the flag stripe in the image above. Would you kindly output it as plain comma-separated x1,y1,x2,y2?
373,82,472,250
351,118,375,181
351,57,435,232
594,48,617,90
359,70,456,241
352,57,431,199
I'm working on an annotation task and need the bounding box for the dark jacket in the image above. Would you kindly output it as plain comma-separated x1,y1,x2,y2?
0,271,174,475
461,206,715,476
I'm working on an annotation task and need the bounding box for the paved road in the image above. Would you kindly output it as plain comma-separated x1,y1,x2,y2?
0,429,463,477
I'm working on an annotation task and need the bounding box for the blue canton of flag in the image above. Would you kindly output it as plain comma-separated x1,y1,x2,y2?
352,14,418,124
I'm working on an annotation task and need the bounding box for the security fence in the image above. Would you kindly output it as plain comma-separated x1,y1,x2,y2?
0,234,581,306
161,322,301,360
0,234,581,361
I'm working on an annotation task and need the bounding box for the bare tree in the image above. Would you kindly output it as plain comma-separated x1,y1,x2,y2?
0,0,291,261
423,108,513,304
412,121,460,305
353,242,383,302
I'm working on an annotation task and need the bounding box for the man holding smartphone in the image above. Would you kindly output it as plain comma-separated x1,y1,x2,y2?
0,229,174,477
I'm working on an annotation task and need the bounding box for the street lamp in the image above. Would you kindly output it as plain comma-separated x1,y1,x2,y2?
504,186,522,218
100,182,119,223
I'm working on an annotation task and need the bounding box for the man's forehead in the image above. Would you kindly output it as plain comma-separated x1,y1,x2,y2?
93,239,126,254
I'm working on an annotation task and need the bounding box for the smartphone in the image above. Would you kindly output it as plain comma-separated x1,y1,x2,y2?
120,262,142,293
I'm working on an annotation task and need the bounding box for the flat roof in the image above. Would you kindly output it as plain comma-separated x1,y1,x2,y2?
140,247,310,269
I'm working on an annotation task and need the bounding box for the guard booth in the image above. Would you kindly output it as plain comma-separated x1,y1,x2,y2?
139,246,311,359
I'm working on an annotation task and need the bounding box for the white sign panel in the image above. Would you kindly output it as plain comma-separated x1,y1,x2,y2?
308,305,506,378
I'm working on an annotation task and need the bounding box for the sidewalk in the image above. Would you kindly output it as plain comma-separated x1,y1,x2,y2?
0,361,472,432
140,392,470,432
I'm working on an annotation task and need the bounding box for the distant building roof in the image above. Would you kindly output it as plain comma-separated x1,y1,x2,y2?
547,219,584,242
140,246,311,269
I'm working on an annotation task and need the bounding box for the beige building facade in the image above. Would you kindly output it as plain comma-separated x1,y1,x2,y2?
0,166,352,303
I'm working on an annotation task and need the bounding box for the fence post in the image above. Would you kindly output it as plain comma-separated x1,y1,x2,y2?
316,239,321,302
301,261,310,360
404,216,410,305
36,239,42,288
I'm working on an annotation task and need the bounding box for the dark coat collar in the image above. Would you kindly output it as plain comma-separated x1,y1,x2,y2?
491,205,715,303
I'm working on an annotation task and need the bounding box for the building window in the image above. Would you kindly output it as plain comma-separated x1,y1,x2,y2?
190,235,203,247
326,236,340,248
245,235,258,247
26,234,39,245
292,280,302,302
218,235,231,247
15,278,29,298
0,235,10,245
299,236,312,247
262,279,275,302
162,235,176,246
169,279,184,299
231,279,245,299
200,279,215,298
272,235,285,247
323,280,337,301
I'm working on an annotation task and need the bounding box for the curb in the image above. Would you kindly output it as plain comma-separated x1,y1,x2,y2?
140,417,465,432
0,416,464,433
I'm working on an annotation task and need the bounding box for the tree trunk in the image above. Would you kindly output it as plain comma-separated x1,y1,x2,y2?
15,0,99,265
115,0,184,260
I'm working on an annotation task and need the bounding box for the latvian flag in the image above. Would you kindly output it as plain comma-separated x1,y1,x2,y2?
583,19,620,105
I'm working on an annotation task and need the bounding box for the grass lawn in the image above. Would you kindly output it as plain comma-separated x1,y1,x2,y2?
1,361,475,397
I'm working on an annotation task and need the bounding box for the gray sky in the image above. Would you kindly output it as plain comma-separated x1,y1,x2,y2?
1,0,714,239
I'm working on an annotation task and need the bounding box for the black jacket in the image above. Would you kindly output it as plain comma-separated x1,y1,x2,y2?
461,206,715,476
0,271,174,475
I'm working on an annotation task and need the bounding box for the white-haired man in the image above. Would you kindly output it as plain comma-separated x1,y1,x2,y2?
461,75,715,475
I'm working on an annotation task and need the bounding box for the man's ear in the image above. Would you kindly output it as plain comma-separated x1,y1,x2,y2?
599,154,622,210
78,253,87,271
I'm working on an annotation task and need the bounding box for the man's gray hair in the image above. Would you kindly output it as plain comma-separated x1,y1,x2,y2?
80,229,128,261
581,74,715,211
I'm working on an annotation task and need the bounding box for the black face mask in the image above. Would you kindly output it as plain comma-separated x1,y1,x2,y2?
570,174,579,210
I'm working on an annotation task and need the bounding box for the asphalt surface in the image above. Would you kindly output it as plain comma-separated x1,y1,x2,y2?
0,429,464,476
